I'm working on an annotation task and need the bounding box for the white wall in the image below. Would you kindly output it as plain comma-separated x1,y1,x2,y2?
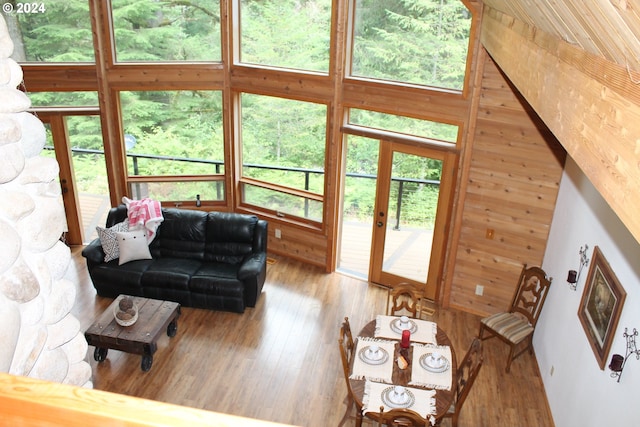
535,157,640,426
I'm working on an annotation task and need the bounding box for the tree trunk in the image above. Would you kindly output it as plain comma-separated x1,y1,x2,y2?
3,1,27,62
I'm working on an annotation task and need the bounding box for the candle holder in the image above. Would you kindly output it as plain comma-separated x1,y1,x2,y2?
568,244,589,291
609,328,640,383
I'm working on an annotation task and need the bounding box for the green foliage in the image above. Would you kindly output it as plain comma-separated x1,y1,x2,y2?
17,1,94,61
121,90,225,176
19,0,467,226
352,0,471,89
240,0,331,72
241,94,327,194
112,0,221,61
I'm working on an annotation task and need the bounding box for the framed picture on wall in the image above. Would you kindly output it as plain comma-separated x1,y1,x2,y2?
578,246,627,369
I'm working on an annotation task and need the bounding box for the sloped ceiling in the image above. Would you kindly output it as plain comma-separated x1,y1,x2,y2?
482,0,640,69
479,0,640,244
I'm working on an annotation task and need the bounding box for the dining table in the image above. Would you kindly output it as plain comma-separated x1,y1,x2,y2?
349,315,457,426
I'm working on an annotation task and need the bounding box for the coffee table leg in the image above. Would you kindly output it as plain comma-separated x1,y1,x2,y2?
141,354,153,372
167,320,178,337
94,347,108,363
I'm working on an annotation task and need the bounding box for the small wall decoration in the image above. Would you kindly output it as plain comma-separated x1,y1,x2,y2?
578,246,627,369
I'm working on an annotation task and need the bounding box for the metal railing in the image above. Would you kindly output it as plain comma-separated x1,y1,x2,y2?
52,147,441,228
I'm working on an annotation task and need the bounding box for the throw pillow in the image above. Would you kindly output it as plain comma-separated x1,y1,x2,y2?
116,229,152,265
96,220,129,262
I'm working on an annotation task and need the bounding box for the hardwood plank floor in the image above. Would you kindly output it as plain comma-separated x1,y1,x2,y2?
68,247,554,427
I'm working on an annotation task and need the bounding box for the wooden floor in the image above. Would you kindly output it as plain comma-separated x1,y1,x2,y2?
68,247,554,427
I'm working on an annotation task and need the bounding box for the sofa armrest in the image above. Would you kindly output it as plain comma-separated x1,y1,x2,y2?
238,252,266,280
238,252,267,307
81,239,105,264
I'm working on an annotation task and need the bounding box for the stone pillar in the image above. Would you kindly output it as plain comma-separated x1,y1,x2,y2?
0,15,92,388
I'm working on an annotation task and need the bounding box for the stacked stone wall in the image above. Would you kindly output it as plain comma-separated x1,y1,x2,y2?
0,15,91,388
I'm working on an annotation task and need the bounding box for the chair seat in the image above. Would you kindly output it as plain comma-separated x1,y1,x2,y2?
480,312,533,345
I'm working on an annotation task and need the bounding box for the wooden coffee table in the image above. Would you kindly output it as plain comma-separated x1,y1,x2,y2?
85,295,181,372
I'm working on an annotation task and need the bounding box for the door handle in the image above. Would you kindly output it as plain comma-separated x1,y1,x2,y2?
377,221,384,227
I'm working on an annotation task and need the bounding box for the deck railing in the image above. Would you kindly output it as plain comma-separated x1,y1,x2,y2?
54,147,441,228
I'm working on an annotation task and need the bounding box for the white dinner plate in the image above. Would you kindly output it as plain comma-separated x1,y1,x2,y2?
381,386,415,409
358,346,389,365
419,353,450,373
390,318,418,335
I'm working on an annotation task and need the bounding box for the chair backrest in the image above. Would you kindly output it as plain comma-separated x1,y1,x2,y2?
387,283,421,318
370,406,428,427
338,317,355,389
453,338,483,413
509,265,553,327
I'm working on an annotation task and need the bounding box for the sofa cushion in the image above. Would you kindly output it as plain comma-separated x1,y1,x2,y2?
140,258,202,291
154,209,207,260
88,258,153,298
204,212,257,263
190,263,245,312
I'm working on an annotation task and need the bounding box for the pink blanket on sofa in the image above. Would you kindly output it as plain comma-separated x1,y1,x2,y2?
122,197,164,243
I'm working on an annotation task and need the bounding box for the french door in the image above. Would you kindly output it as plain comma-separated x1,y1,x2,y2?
340,137,455,300
39,111,109,245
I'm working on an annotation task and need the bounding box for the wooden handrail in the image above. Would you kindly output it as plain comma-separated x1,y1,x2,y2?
0,373,296,427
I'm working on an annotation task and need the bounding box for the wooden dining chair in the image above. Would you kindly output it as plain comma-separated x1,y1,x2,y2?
435,338,483,427
478,264,552,373
387,283,422,319
369,406,429,427
338,317,362,427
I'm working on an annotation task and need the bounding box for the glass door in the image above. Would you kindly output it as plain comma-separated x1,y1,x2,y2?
42,113,109,245
369,141,455,300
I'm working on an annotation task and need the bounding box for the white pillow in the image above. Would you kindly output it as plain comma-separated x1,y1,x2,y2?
96,220,129,262
116,229,152,265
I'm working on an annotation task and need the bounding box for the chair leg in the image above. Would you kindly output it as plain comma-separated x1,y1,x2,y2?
355,410,363,427
478,323,492,341
337,395,353,427
506,344,515,373
452,412,460,427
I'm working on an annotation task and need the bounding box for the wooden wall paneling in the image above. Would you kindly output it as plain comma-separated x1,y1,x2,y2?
440,4,486,308
21,65,98,92
267,224,328,268
341,81,468,125
230,66,334,103
447,53,564,317
106,65,226,90
481,6,640,246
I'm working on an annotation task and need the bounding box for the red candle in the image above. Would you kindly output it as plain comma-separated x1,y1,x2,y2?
401,329,411,348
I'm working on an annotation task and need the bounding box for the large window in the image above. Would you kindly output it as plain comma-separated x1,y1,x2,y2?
351,0,471,90
239,0,332,72
349,109,459,143
120,90,225,202
6,0,94,62
240,93,327,222
112,0,221,62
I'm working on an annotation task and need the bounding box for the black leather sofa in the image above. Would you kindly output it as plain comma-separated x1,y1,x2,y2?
82,205,268,313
